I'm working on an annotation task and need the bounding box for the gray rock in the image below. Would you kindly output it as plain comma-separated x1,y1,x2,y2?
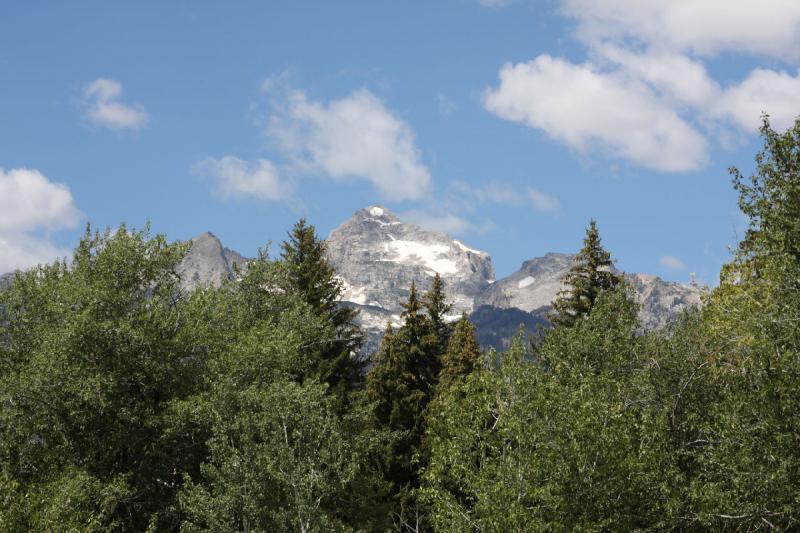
177,232,247,290
476,252,705,333
325,205,495,353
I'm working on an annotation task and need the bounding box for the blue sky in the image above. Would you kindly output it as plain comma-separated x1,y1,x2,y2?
3,1,800,283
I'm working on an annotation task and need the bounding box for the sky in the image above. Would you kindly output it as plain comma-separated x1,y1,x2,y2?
2,1,800,284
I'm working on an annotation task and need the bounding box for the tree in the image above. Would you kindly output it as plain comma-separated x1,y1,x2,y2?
280,218,364,403
682,116,800,530
366,280,454,529
179,241,387,533
0,225,209,530
550,219,620,328
423,287,676,531
437,313,481,392
732,115,800,264
422,273,451,361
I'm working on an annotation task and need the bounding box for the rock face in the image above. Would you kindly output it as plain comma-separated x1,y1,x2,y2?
476,253,574,314
627,273,705,330
177,232,247,290
472,253,705,349
325,205,495,353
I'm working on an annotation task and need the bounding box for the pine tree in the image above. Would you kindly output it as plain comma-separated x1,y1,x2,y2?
280,218,364,399
421,273,451,391
550,220,620,328
366,280,454,526
438,312,481,391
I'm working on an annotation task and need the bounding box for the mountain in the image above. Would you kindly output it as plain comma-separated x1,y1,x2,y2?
2,208,705,355
325,205,495,353
177,232,247,290
475,252,704,334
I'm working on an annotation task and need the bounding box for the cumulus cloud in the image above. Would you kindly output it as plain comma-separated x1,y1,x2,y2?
711,69,800,131
267,88,431,201
660,255,686,271
448,180,521,208
194,156,290,202
563,0,800,59
0,168,81,272
83,78,148,130
596,45,720,108
484,1,800,171
484,55,709,172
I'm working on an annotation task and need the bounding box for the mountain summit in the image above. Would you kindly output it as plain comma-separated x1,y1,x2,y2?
325,205,495,351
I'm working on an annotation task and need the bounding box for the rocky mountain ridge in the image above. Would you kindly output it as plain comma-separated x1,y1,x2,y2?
324,206,703,351
2,206,706,353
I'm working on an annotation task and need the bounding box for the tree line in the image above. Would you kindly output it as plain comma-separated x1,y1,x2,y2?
2,116,800,531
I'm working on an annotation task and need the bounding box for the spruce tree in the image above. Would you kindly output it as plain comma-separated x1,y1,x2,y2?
421,273,451,391
438,312,481,391
366,280,454,526
551,219,620,328
280,218,363,399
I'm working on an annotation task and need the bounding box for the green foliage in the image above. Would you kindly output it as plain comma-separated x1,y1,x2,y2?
0,225,208,530
366,280,457,529
178,241,386,532
437,312,481,391
424,286,681,530
179,381,377,533
732,115,800,263
281,219,364,405
551,219,620,328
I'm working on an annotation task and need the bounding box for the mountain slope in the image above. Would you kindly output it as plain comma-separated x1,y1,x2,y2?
473,253,705,349
177,232,247,290
326,205,495,352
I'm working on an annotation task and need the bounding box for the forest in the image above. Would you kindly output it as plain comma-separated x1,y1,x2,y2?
1,117,799,532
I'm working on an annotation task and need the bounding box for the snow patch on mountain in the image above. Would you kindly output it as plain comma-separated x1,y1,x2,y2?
383,240,459,275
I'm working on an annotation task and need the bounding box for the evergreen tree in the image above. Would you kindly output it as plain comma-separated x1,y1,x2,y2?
366,281,454,528
280,218,364,401
438,312,481,391
423,273,451,353
550,219,620,327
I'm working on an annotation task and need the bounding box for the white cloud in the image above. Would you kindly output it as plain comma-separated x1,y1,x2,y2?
484,55,709,172
660,255,686,271
268,89,431,201
83,78,148,130
484,2,800,172
596,45,720,108
712,69,800,131
0,168,81,273
527,186,560,213
194,156,290,202
563,0,800,59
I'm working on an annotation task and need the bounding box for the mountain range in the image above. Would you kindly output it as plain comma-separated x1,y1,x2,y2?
177,205,705,353
0,206,703,353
